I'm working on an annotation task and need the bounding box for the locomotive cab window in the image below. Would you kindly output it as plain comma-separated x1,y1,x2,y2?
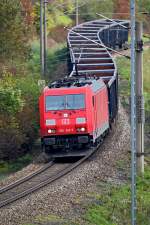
46,94,85,111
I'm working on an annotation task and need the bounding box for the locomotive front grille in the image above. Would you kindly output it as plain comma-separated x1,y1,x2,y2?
43,135,89,147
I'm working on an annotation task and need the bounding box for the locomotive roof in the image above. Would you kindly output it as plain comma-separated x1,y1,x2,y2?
47,77,105,93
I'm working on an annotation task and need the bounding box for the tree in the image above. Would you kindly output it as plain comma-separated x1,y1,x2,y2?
79,0,114,21
136,0,150,33
113,0,150,33
0,0,31,63
0,71,25,159
113,0,130,19
21,0,34,26
33,0,74,35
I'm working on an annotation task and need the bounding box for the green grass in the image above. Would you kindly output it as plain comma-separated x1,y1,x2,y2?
116,48,150,151
34,214,65,223
128,35,150,45
83,167,150,225
117,48,150,111
22,167,150,225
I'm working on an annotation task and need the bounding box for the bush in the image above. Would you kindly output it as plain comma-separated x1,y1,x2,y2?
0,70,40,160
0,115,26,160
0,71,24,114
0,153,33,175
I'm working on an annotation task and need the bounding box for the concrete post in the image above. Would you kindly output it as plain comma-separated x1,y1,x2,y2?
135,22,144,174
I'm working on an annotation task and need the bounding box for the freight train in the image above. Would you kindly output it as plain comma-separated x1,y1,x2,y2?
39,19,129,157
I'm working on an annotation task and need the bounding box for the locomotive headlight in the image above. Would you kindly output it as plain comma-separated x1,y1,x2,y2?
48,129,56,134
46,119,56,126
76,117,86,124
76,127,86,132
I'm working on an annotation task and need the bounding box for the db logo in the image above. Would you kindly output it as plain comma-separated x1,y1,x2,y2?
62,119,70,125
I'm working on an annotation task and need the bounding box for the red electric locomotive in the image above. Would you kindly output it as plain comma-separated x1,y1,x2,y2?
39,77,109,156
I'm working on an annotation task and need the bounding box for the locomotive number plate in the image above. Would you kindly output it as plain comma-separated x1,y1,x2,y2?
58,128,74,133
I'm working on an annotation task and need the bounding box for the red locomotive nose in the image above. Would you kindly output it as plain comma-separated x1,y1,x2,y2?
45,111,87,135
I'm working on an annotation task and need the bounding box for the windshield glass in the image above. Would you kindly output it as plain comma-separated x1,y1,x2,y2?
46,94,85,111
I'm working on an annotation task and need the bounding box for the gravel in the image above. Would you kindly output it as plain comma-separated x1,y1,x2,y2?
0,163,43,189
0,105,130,225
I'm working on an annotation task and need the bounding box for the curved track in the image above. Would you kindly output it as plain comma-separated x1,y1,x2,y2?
0,161,54,194
0,146,98,208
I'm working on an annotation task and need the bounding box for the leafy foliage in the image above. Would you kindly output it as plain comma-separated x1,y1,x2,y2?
113,0,130,19
0,71,25,160
0,115,26,160
135,0,150,34
16,74,40,147
0,0,31,62
0,71,24,115
33,0,74,34
0,153,32,176
0,70,40,160
79,0,114,21
137,0,150,15
46,43,68,79
21,0,34,26
0,71,24,158
28,40,68,80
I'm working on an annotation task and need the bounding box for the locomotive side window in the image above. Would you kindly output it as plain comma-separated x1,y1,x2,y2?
46,94,85,111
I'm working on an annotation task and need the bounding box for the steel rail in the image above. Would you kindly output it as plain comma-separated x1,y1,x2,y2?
0,161,54,194
0,145,100,209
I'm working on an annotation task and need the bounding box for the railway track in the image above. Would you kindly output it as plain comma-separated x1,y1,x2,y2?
0,146,99,209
